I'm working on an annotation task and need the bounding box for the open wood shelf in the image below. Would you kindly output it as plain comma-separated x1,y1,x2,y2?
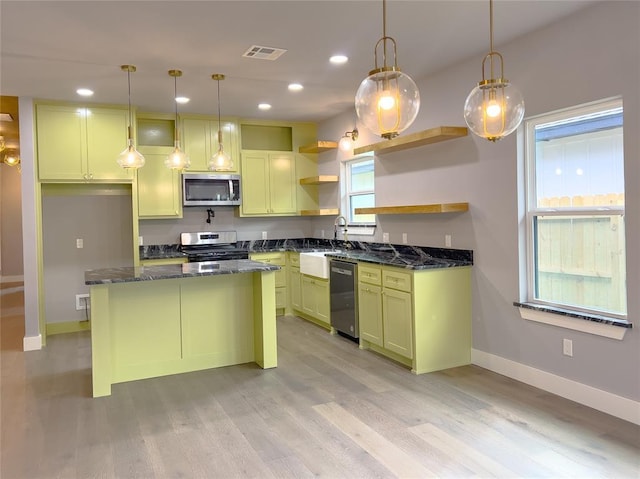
299,175,339,185
300,208,340,216
298,141,338,154
353,126,468,155
355,202,469,215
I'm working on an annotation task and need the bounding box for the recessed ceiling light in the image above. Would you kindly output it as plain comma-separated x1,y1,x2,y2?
76,88,94,97
330,55,348,65
288,83,303,92
258,103,272,111
175,96,190,104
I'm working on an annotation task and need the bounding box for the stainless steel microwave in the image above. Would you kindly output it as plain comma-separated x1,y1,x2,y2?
182,173,241,207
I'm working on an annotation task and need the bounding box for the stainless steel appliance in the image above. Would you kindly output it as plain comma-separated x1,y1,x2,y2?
180,231,249,262
330,259,358,339
182,173,241,206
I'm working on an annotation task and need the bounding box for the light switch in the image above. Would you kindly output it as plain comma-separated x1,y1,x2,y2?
76,238,84,249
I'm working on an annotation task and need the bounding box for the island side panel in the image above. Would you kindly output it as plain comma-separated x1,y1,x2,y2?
90,284,112,398
412,266,472,374
253,270,277,369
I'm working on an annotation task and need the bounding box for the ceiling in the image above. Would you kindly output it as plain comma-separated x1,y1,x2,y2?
1,0,597,133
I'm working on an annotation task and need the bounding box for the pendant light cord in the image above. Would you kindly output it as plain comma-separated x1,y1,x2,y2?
127,69,133,140
217,78,222,134
174,74,179,142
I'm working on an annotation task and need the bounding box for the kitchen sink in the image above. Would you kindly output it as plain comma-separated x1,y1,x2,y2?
299,252,331,279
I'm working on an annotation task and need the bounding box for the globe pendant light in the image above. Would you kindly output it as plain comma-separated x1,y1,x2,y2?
208,74,234,171
463,0,525,141
165,69,190,170
116,65,145,169
355,0,420,140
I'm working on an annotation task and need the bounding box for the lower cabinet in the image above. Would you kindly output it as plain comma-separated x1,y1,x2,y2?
301,274,330,326
250,252,287,313
358,263,472,374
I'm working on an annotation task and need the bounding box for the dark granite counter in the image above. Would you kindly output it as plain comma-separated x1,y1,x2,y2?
85,259,280,285
139,238,473,270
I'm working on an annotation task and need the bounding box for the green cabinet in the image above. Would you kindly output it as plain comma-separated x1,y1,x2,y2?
240,151,296,216
137,151,183,218
358,264,413,359
289,253,302,311
182,116,239,172
300,274,330,325
250,252,287,312
36,103,132,182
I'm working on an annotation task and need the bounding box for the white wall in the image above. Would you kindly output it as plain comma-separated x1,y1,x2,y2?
317,1,639,403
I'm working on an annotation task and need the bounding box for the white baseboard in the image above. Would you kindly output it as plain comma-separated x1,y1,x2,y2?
472,349,640,425
23,334,42,351
1,275,24,283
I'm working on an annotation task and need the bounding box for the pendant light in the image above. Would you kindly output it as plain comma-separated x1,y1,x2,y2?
208,74,234,171
355,0,420,140
338,127,359,152
116,65,145,169
463,0,525,141
165,69,190,170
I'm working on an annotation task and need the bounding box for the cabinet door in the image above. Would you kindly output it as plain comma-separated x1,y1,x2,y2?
290,266,302,311
268,153,296,214
301,275,316,317
241,151,270,215
182,117,212,171
358,283,383,346
137,152,182,218
382,288,413,359
86,108,131,180
36,104,86,180
314,278,330,325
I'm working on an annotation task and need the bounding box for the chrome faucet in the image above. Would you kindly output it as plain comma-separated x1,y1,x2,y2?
334,215,347,241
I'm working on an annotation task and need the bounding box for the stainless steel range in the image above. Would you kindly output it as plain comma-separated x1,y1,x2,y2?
180,231,249,262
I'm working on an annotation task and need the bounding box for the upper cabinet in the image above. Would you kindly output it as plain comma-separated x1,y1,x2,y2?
36,103,133,182
137,149,182,219
240,151,296,216
353,126,468,156
181,116,240,172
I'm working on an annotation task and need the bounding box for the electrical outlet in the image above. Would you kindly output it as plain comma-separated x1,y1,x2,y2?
382,232,389,243
75,294,89,310
321,229,325,239
262,231,268,240
76,238,84,249
563,338,573,357
402,233,408,244
139,236,143,246
445,234,452,247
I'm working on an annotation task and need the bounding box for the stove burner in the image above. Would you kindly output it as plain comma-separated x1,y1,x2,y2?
180,230,248,262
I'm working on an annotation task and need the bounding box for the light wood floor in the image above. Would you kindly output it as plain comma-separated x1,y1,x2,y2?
1,287,639,479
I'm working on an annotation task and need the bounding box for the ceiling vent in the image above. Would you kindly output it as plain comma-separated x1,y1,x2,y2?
242,45,287,61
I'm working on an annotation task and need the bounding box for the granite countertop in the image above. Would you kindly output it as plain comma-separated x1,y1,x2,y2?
85,259,280,285
139,238,473,270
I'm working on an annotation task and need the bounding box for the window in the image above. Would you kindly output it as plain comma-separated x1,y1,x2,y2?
524,98,626,318
343,156,375,225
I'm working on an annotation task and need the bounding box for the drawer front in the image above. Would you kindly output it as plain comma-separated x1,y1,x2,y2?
250,252,286,266
289,252,300,267
358,264,381,285
382,268,412,293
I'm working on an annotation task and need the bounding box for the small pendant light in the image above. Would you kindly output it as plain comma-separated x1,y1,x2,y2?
355,0,420,139
463,0,525,141
116,65,145,169
165,69,190,170
208,74,234,171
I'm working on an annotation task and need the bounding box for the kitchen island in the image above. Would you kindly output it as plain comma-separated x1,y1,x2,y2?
85,260,279,397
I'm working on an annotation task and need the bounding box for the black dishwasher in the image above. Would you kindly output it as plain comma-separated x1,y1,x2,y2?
330,259,359,340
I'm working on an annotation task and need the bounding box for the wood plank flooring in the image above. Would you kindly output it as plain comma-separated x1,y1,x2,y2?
1,288,639,478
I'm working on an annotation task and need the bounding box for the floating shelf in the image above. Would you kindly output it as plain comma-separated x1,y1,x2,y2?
298,141,338,154
299,175,339,185
300,208,340,216
353,126,468,156
355,202,469,215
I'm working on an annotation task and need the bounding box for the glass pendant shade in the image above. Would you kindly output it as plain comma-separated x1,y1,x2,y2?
117,65,145,169
464,0,524,142
355,69,419,139
463,79,524,141
338,127,359,151
116,138,146,168
165,69,190,170
208,74,234,171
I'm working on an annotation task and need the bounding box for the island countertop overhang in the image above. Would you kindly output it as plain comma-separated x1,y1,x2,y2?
85,259,280,285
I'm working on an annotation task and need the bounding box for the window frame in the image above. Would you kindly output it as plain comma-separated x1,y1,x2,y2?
523,97,627,320
340,153,376,228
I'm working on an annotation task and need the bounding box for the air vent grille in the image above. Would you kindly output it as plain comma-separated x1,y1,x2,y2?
242,45,287,61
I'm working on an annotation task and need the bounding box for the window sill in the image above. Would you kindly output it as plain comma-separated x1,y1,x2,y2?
513,302,631,340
